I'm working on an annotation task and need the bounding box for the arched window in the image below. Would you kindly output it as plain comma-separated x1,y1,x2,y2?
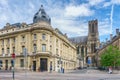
91,24,94,33
81,46,84,55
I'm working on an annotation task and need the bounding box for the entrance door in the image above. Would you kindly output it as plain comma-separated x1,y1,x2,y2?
40,58,47,71
33,61,36,71
5,60,8,70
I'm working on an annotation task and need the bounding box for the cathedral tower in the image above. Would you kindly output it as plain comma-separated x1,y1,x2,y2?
87,19,99,67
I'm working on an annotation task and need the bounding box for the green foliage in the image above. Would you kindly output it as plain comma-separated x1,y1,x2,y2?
100,45,120,67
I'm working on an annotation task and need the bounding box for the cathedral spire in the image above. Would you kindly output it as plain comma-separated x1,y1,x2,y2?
33,5,51,24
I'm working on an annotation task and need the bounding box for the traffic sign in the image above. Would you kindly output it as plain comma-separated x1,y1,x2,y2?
12,53,15,59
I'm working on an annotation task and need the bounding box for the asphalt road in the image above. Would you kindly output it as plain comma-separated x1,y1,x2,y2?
0,69,120,80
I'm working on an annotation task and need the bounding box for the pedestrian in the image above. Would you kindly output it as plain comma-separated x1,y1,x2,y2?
29,65,31,71
9,66,12,71
50,65,52,73
108,66,112,74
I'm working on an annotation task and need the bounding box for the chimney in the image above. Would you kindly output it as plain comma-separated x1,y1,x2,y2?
116,29,119,36
64,33,67,38
110,34,113,41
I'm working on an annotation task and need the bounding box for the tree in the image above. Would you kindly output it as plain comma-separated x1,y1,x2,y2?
100,45,120,68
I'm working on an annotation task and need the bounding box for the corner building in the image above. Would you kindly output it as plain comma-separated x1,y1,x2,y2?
0,5,76,72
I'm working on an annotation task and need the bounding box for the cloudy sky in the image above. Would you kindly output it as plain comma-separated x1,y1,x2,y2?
0,0,120,42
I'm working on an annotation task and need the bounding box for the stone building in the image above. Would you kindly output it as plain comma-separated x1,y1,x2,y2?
0,5,76,72
97,29,120,67
69,20,100,68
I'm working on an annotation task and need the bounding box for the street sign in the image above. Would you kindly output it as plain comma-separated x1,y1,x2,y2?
12,53,15,59
87,57,91,64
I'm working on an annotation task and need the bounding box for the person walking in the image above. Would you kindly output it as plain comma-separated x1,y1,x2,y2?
50,65,52,73
108,66,112,74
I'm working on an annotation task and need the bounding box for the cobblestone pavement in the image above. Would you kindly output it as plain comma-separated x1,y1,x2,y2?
0,69,120,80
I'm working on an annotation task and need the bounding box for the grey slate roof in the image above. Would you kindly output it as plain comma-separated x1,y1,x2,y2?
69,36,88,44
11,23,21,27
33,5,51,24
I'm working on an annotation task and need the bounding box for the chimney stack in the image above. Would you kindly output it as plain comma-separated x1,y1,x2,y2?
116,29,119,36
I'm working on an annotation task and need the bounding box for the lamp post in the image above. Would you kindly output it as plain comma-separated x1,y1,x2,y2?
95,47,99,67
23,48,27,76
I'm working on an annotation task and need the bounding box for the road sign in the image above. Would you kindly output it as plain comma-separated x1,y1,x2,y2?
87,57,91,64
12,53,15,59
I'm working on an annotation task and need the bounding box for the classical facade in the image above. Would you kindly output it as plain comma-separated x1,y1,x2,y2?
0,5,76,72
97,29,120,67
69,20,100,68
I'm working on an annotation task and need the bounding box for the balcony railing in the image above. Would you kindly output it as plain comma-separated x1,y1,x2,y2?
33,51,52,56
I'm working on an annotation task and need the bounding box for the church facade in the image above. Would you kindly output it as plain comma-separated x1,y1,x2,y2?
0,5,77,72
69,20,100,68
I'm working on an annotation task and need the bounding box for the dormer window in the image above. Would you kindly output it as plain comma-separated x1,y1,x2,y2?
42,15,46,18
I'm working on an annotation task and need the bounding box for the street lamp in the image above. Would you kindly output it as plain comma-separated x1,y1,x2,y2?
23,48,28,76
95,47,99,67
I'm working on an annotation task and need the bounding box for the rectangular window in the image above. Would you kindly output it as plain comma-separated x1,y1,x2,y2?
33,44,37,52
22,46,25,53
56,49,58,54
42,34,46,40
56,39,58,43
20,59,24,67
22,36,25,41
7,48,10,54
2,40,4,45
50,45,52,51
42,44,46,52
13,47,15,53
7,39,10,44
34,34,37,40
50,36,52,42
56,39,58,46
2,48,4,54
13,37,16,43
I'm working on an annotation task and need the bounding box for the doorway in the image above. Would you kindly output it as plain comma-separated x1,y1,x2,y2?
33,61,36,71
5,60,8,70
40,58,47,71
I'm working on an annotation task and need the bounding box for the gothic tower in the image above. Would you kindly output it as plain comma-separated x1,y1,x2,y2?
87,19,99,67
